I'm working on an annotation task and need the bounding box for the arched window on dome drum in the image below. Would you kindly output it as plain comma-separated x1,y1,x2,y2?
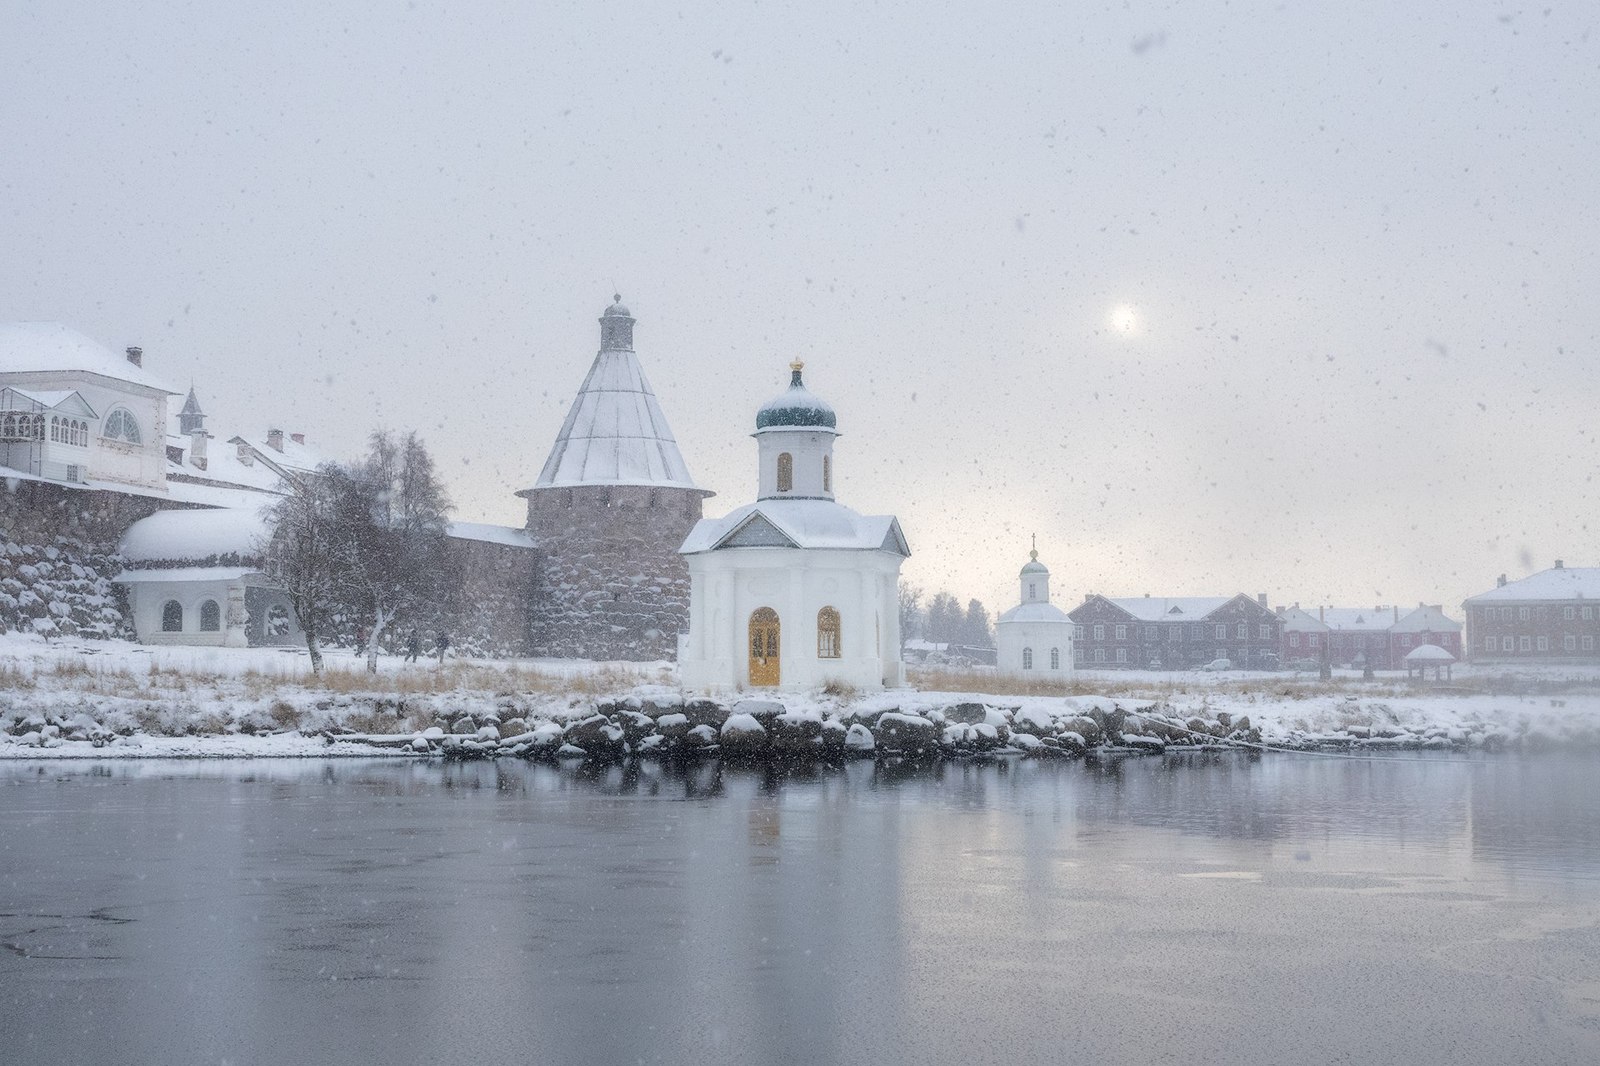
777,452,793,492
823,455,831,493
161,600,183,632
199,600,221,632
1022,647,1033,670
817,607,841,658
1050,647,1060,670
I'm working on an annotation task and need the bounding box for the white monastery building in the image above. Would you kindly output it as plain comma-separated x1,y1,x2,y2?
995,542,1074,676
1,322,178,491
677,361,910,691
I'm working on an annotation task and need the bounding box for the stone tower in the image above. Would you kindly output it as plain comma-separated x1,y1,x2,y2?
518,297,713,661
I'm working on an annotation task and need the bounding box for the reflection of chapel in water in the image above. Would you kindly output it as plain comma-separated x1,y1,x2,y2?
677,361,910,691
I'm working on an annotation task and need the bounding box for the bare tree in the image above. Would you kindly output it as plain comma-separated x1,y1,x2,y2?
258,463,358,676
898,583,925,646
346,430,453,674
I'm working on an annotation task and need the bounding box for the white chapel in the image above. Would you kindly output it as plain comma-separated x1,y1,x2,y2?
995,541,1075,677
677,361,910,691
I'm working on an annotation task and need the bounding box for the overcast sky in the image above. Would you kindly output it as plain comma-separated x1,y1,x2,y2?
4,1,1596,616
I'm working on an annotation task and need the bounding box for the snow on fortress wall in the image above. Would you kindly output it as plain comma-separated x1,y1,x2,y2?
525,484,704,661
0,481,146,639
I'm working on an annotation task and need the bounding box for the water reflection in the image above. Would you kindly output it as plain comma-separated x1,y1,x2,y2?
2,754,1599,1065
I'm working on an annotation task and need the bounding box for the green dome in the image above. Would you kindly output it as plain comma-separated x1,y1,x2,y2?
756,363,837,431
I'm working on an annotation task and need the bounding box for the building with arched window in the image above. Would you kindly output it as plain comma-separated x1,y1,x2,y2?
678,361,910,691
113,508,302,648
0,323,178,490
996,542,1074,678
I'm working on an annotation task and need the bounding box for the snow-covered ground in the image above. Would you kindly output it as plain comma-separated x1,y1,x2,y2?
4,633,1600,758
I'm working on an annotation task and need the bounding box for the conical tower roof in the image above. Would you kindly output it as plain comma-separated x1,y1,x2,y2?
526,297,705,492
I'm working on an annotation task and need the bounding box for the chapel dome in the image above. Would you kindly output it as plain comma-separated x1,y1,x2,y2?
602,296,631,319
1020,547,1048,576
756,361,838,431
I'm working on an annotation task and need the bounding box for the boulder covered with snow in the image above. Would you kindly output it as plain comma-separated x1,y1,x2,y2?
563,714,625,757
843,723,876,752
681,698,730,730
872,712,938,754
720,713,769,753
945,702,989,725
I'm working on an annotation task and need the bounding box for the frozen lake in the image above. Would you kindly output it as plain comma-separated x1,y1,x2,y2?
3,754,1600,1065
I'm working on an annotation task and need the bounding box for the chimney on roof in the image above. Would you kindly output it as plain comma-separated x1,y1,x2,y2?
266,428,284,452
1394,605,1399,622
290,432,305,446
1555,559,1564,569
125,346,143,368
237,440,253,466
189,429,208,472
1257,593,1268,608
1319,606,1325,622
1497,574,1507,587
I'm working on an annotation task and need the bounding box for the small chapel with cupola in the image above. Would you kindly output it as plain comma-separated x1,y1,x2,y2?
996,540,1075,677
677,361,910,691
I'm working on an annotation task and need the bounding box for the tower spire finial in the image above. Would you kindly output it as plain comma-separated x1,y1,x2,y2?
599,293,635,351
1030,533,1038,561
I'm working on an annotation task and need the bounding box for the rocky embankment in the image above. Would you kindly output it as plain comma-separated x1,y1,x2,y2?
341,696,1259,761
4,690,1568,759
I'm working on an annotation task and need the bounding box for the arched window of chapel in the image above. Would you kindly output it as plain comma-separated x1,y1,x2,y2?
817,607,841,658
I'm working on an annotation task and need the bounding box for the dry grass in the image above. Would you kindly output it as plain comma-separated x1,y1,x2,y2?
268,700,303,731
904,666,1491,702
310,661,657,696
0,662,35,690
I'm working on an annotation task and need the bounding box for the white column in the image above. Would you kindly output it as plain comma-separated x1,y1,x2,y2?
785,559,805,685
720,573,737,685
856,569,873,658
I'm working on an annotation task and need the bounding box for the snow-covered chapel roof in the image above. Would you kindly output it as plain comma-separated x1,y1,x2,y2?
119,507,270,563
525,298,704,493
680,499,909,556
998,601,1071,625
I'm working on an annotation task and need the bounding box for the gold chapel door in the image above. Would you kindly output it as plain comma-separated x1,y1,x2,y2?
748,608,780,687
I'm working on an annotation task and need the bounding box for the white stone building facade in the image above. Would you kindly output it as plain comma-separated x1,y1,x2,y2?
678,363,909,691
995,545,1074,676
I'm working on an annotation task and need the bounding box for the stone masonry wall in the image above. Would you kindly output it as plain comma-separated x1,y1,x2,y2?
442,537,538,658
0,479,167,639
525,484,705,662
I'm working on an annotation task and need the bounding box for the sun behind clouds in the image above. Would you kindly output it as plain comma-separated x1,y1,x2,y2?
1108,303,1139,335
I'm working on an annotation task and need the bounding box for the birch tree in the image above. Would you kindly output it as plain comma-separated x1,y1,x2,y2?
258,463,358,676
